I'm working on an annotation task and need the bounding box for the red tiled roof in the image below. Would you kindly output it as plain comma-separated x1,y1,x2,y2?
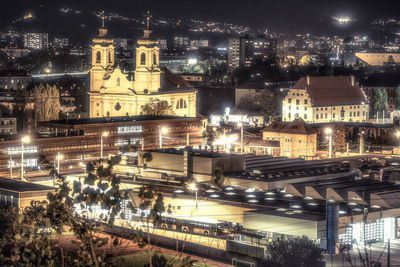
263,119,317,135
292,76,367,106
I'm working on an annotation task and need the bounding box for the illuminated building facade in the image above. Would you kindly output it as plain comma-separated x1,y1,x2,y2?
262,119,317,159
23,33,48,50
282,76,369,123
88,13,197,118
355,52,400,66
0,116,204,172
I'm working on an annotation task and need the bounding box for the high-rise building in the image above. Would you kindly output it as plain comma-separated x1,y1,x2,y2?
53,37,69,48
173,36,189,50
228,36,276,69
190,39,209,50
228,38,241,69
23,33,48,50
158,39,168,50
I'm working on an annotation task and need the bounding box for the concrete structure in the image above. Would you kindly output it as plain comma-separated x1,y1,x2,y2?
282,76,369,123
88,13,197,118
243,209,325,239
355,52,400,66
136,148,245,182
262,119,317,159
0,177,54,209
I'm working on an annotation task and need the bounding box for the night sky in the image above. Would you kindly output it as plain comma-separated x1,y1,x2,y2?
1,0,400,32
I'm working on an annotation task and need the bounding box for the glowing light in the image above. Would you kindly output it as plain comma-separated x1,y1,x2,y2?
188,183,198,191
209,194,220,198
325,128,332,135
174,190,184,194
102,132,109,137
248,199,258,203
160,127,168,135
21,136,30,143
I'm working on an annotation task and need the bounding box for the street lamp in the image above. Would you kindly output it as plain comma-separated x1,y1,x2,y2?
188,182,198,211
359,131,365,155
100,131,109,159
159,127,168,149
20,135,30,179
237,122,244,154
325,128,333,159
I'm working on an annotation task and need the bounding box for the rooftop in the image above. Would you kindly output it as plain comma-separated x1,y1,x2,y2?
0,177,54,193
292,76,367,106
263,119,317,135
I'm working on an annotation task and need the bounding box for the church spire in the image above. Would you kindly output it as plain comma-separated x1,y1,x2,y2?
143,10,152,39
101,10,105,28
98,10,108,38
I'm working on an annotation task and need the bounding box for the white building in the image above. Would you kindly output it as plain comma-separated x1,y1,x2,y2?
282,76,369,123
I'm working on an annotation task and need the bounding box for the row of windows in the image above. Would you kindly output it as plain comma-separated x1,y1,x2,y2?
288,99,308,105
6,146,38,155
117,125,143,134
176,99,187,109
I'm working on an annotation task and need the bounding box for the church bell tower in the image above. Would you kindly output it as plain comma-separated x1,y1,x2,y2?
89,11,115,92
134,11,161,94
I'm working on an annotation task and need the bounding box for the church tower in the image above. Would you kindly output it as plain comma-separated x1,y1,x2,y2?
134,11,161,94
89,11,115,92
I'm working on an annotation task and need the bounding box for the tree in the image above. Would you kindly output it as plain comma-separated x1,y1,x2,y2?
259,90,281,122
370,88,388,116
141,99,174,116
265,236,324,267
33,83,61,121
395,85,400,110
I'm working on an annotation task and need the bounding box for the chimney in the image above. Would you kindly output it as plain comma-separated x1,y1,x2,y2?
350,76,355,87
306,75,310,86
183,146,193,180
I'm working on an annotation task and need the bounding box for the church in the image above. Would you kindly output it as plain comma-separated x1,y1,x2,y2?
88,12,197,118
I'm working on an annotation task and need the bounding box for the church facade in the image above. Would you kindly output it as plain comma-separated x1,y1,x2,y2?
88,15,197,118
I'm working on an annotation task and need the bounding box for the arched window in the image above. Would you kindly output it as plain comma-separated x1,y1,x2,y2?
153,53,157,65
96,51,101,63
341,109,345,118
116,78,120,86
180,99,184,109
184,100,187,108
140,53,146,65
108,51,112,64
176,101,179,109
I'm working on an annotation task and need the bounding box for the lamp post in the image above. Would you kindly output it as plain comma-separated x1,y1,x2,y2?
79,162,86,175
237,122,244,154
100,131,109,159
159,127,168,149
56,152,63,173
359,131,365,155
188,182,198,212
20,135,30,179
325,128,333,159
396,131,400,155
